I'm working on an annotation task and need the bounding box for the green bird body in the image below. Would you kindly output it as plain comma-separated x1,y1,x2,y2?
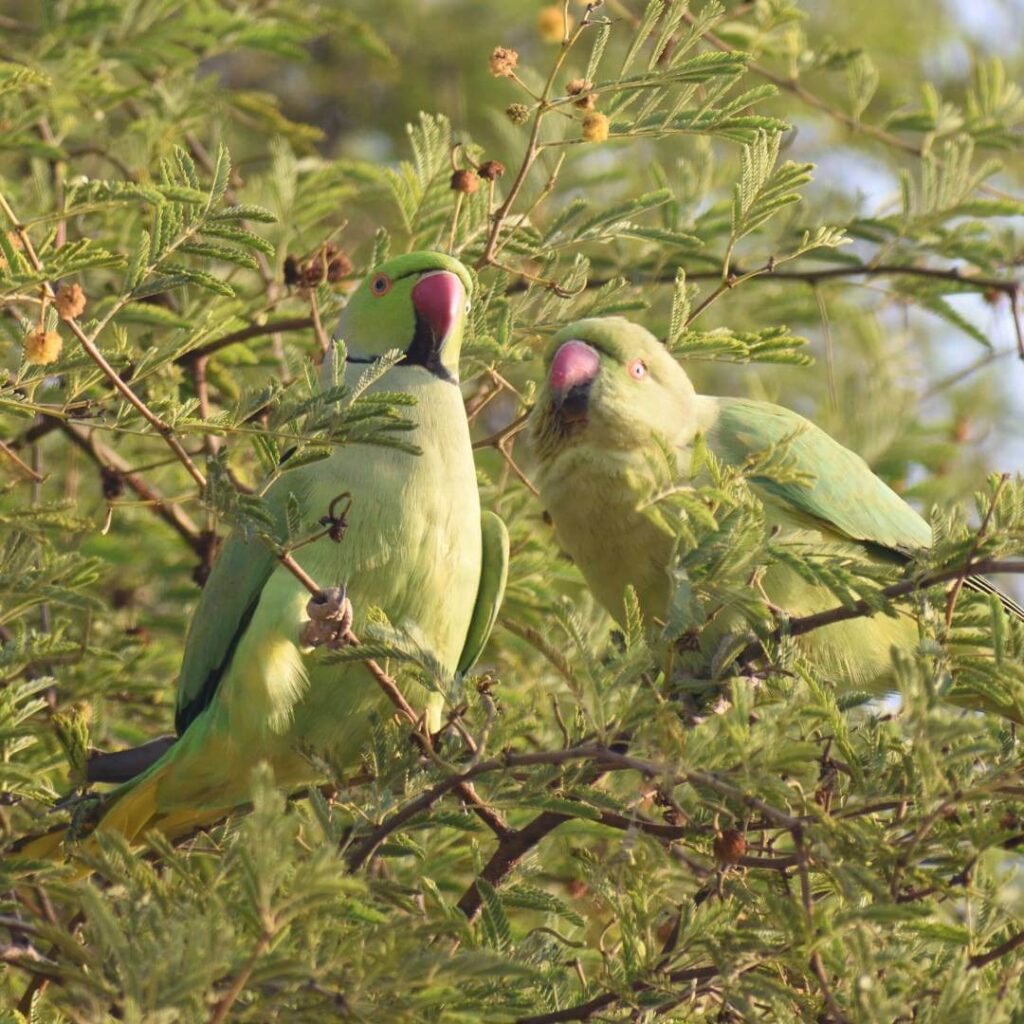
530,316,1015,705
23,252,508,851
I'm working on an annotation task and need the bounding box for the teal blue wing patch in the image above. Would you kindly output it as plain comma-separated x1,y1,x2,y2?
708,398,932,553
457,511,510,675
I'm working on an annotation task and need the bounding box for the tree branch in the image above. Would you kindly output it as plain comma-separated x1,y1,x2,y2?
175,316,315,365
969,928,1024,970
514,964,721,1024
735,558,1024,669
56,419,204,554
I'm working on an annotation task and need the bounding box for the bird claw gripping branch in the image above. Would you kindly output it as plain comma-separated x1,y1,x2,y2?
300,585,355,650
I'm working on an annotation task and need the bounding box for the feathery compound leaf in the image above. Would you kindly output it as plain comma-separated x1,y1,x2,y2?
732,131,813,242
668,267,691,347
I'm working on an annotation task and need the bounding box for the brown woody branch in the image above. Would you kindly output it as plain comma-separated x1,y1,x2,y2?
514,964,722,1024
735,558,1024,669
55,418,204,553
176,316,314,365
969,928,1024,970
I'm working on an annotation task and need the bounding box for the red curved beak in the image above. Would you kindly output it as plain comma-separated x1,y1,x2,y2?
412,270,464,343
550,340,600,398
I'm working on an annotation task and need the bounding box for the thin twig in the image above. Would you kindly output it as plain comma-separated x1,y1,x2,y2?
735,558,1024,669
57,419,203,554
0,437,44,482
207,927,273,1024
0,190,207,490
944,474,1009,629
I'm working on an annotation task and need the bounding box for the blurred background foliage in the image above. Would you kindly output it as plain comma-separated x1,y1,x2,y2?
1,0,1023,1020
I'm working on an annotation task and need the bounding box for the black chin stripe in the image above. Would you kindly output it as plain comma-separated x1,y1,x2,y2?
341,311,458,385
400,311,457,383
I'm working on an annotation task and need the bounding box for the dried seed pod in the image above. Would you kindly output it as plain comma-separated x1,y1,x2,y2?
713,829,747,865
489,46,519,78
477,160,506,181
55,282,87,320
450,169,480,195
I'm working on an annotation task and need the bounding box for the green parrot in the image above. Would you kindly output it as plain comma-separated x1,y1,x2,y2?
530,316,1021,715
20,251,508,854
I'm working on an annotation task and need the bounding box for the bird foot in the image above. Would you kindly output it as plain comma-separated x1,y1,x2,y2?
300,585,354,650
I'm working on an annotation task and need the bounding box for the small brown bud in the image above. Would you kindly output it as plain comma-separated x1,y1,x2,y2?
489,46,519,78
324,246,353,283
283,254,300,286
284,244,353,288
505,102,530,125
23,327,63,366
477,160,506,181
713,829,747,865
538,5,568,42
55,282,87,320
124,625,151,646
101,466,124,500
581,112,610,143
567,80,596,109
450,169,480,195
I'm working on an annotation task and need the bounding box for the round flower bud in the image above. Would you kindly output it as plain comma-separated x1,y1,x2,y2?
478,160,506,181
581,112,610,142
55,282,87,320
450,169,481,194
489,46,519,78
23,327,63,365
538,5,569,42
505,103,530,125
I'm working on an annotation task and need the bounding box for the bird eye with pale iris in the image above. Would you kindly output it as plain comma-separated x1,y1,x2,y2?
371,273,391,296
627,358,648,380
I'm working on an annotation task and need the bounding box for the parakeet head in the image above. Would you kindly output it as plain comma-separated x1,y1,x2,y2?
334,251,474,382
530,317,699,459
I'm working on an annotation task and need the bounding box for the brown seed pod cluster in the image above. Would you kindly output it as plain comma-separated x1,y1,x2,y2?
284,243,353,289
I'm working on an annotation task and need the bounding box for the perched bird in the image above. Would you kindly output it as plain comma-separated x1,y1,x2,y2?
530,316,1021,714
19,251,508,854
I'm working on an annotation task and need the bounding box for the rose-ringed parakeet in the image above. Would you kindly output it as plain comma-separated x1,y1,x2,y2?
530,316,1022,717
20,252,508,854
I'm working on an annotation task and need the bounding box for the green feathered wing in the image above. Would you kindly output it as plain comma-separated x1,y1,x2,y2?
709,398,932,552
708,398,1024,720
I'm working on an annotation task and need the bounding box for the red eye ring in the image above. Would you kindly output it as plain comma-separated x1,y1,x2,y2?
627,358,648,380
370,273,392,296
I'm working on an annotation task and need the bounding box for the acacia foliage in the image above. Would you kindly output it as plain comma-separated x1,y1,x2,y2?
1,1,1024,1020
